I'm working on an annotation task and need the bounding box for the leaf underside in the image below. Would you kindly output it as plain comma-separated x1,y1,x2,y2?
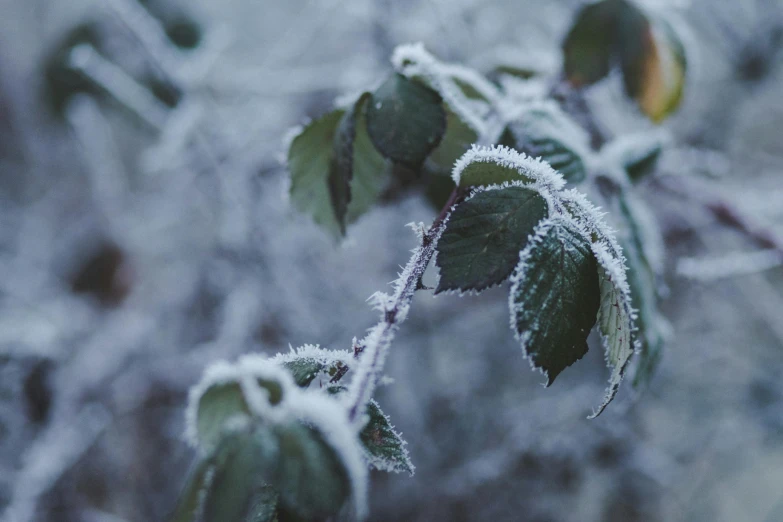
366,73,447,166
436,187,549,293
510,219,600,385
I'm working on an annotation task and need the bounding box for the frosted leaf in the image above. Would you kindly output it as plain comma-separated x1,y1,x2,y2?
559,191,638,417
185,356,295,450
509,218,600,385
600,131,667,182
185,356,368,519
391,43,497,136
435,184,549,294
452,144,566,193
283,390,369,519
328,387,415,476
366,73,446,166
271,344,353,387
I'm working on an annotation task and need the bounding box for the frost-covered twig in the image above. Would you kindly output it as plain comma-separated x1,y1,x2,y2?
346,188,461,425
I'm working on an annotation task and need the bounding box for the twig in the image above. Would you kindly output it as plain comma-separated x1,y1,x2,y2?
346,187,462,425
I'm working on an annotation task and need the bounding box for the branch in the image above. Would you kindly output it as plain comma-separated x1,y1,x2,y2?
346,188,461,425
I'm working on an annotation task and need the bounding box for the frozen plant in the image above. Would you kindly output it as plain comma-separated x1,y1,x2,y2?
175,0,691,519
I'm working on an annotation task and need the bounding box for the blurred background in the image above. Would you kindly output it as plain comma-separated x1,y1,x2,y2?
1,0,783,520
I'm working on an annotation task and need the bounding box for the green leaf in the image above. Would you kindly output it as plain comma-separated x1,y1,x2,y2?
195,382,252,451
366,73,447,166
562,0,687,122
455,150,546,189
279,352,350,388
427,108,478,174
562,0,621,86
509,219,600,384
288,109,346,236
271,423,352,519
620,13,687,122
436,186,549,293
170,450,216,522
345,94,391,223
614,193,667,388
360,399,415,475
193,379,284,451
329,93,391,234
328,386,414,476
201,428,279,522
503,123,586,184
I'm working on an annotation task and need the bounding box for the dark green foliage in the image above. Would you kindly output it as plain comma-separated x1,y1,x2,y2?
366,73,447,166
360,400,415,475
288,109,346,235
436,187,549,293
503,123,586,183
427,108,478,173
288,96,389,236
282,357,346,388
195,382,252,450
562,0,621,86
271,423,352,519
510,219,600,385
328,386,413,475
330,94,367,233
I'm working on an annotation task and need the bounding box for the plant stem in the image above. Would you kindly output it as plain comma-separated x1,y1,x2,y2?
346,187,461,425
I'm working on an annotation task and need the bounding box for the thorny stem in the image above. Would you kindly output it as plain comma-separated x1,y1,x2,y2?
346,187,463,425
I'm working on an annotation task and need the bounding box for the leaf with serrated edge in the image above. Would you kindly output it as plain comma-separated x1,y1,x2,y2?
452,144,566,193
504,123,586,184
360,399,415,476
328,386,414,476
436,184,549,293
509,218,600,385
560,190,637,417
271,345,353,388
366,73,446,166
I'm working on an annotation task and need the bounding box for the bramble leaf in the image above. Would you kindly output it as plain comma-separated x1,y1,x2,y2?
427,108,478,174
620,14,687,122
436,186,549,293
509,219,600,384
274,345,352,388
271,423,352,520
288,110,346,236
561,191,638,416
288,95,389,236
328,386,415,476
503,123,586,184
366,73,446,166
562,0,687,122
601,134,663,182
201,428,278,522
194,382,252,451
329,96,364,234
562,0,620,86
